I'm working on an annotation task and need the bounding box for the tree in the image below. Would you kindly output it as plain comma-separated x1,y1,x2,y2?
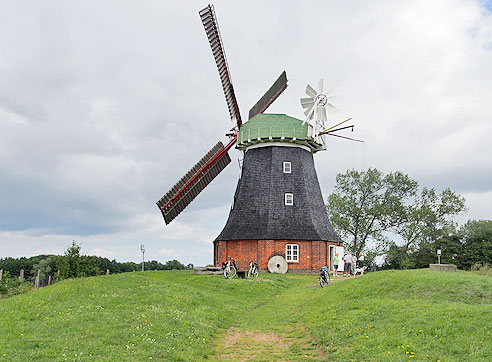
0,255,59,280
119,262,139,272
435,234,465,267
326,168,418,254
58,241,82,279
394,187,466,254
459,220,492,269
382,242,411,269
79,256,103,277
31,256,56,283
383,231,467,270
145,260,166,270
2,250,194,284
164,260,185,270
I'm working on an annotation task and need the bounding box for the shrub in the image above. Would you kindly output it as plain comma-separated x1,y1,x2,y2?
0,271,32,298
479,263,491,276
471,263,482,271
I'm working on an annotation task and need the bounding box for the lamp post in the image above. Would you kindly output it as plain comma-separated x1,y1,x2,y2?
140,244,145,272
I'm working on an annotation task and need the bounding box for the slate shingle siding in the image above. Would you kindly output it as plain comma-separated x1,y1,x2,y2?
215,145,342,242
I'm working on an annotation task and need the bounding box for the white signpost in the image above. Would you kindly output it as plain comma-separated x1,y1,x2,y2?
140,244,145,272
437,249,441,264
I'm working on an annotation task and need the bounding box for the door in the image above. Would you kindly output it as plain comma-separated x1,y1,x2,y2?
329,245,335,271
335,246,344,273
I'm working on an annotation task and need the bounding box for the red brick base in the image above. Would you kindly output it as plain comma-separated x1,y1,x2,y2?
214,239,341,273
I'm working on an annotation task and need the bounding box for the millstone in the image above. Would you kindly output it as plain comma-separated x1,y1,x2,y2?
268,255,288,274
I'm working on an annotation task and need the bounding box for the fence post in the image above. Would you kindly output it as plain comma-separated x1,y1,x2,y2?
48,275,52,285
35,270,40,289
19,269,24,281
0,269,3,281
106,269,110,275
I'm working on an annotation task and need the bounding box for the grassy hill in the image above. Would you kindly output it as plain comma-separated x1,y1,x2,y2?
303,269,492,361
0,269,491,361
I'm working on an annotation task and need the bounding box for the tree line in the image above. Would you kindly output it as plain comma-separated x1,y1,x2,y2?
0,241,193,284
326,168,492,270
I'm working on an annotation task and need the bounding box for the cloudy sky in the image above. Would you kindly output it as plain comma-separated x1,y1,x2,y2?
1,0,492,266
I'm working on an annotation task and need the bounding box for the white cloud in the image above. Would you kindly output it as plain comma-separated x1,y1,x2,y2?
0,206,229,265
88,248,118,258
158,248,174,258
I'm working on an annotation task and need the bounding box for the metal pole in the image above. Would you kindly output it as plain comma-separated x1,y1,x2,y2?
140,244,145,272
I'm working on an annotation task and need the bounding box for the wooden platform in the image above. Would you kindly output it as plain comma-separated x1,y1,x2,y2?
194,266,247,278
194,266,222,275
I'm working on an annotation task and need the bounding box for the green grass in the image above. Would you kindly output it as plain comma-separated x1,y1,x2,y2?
303,270,492,361
1,269,492,361
0,271,292,361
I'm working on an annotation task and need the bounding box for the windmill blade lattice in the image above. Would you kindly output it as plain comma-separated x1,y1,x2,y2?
248,71,288,120
157,141,233,224
199,4,242,127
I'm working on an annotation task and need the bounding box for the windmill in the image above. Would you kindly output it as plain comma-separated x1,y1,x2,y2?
157,4,359,273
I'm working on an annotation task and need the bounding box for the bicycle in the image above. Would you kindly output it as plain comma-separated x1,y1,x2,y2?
222,256,238,279
319,266,331,288
247,259,259,278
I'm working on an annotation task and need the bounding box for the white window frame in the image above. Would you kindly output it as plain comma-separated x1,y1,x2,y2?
284,193,293,206
286,244,299,263
283,161,292,174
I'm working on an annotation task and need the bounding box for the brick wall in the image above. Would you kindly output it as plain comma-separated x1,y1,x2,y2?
214,239,340,272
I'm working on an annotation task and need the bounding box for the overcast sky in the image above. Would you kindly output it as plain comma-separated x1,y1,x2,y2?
1,0,491,266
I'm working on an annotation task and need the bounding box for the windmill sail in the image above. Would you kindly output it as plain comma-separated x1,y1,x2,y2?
199,4,242,128
157,142,232,224
248,71,288,120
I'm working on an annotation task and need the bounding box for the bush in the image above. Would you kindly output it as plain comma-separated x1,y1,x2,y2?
471,263,482,272
0,272,32,298
478,263,492,276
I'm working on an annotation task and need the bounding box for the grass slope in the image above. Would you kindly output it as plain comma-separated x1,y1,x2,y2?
1,269,491,361
303,269,492,361
0,271,292,361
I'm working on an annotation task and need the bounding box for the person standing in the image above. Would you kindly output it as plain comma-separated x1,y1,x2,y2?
333,253,339,277
343,252,352,277
358,252,365,268
351,252,357,275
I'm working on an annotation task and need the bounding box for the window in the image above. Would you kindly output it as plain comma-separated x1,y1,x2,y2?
284,193,293,205
283,161,291,174
286,244,299,262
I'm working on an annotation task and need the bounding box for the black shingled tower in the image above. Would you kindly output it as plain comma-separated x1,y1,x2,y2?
216,145,342,243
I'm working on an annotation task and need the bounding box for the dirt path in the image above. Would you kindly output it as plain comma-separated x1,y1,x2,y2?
212,327,323,361
208,275,348,361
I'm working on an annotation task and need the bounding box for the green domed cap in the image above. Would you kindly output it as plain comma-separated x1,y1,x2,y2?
236,113,324,153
